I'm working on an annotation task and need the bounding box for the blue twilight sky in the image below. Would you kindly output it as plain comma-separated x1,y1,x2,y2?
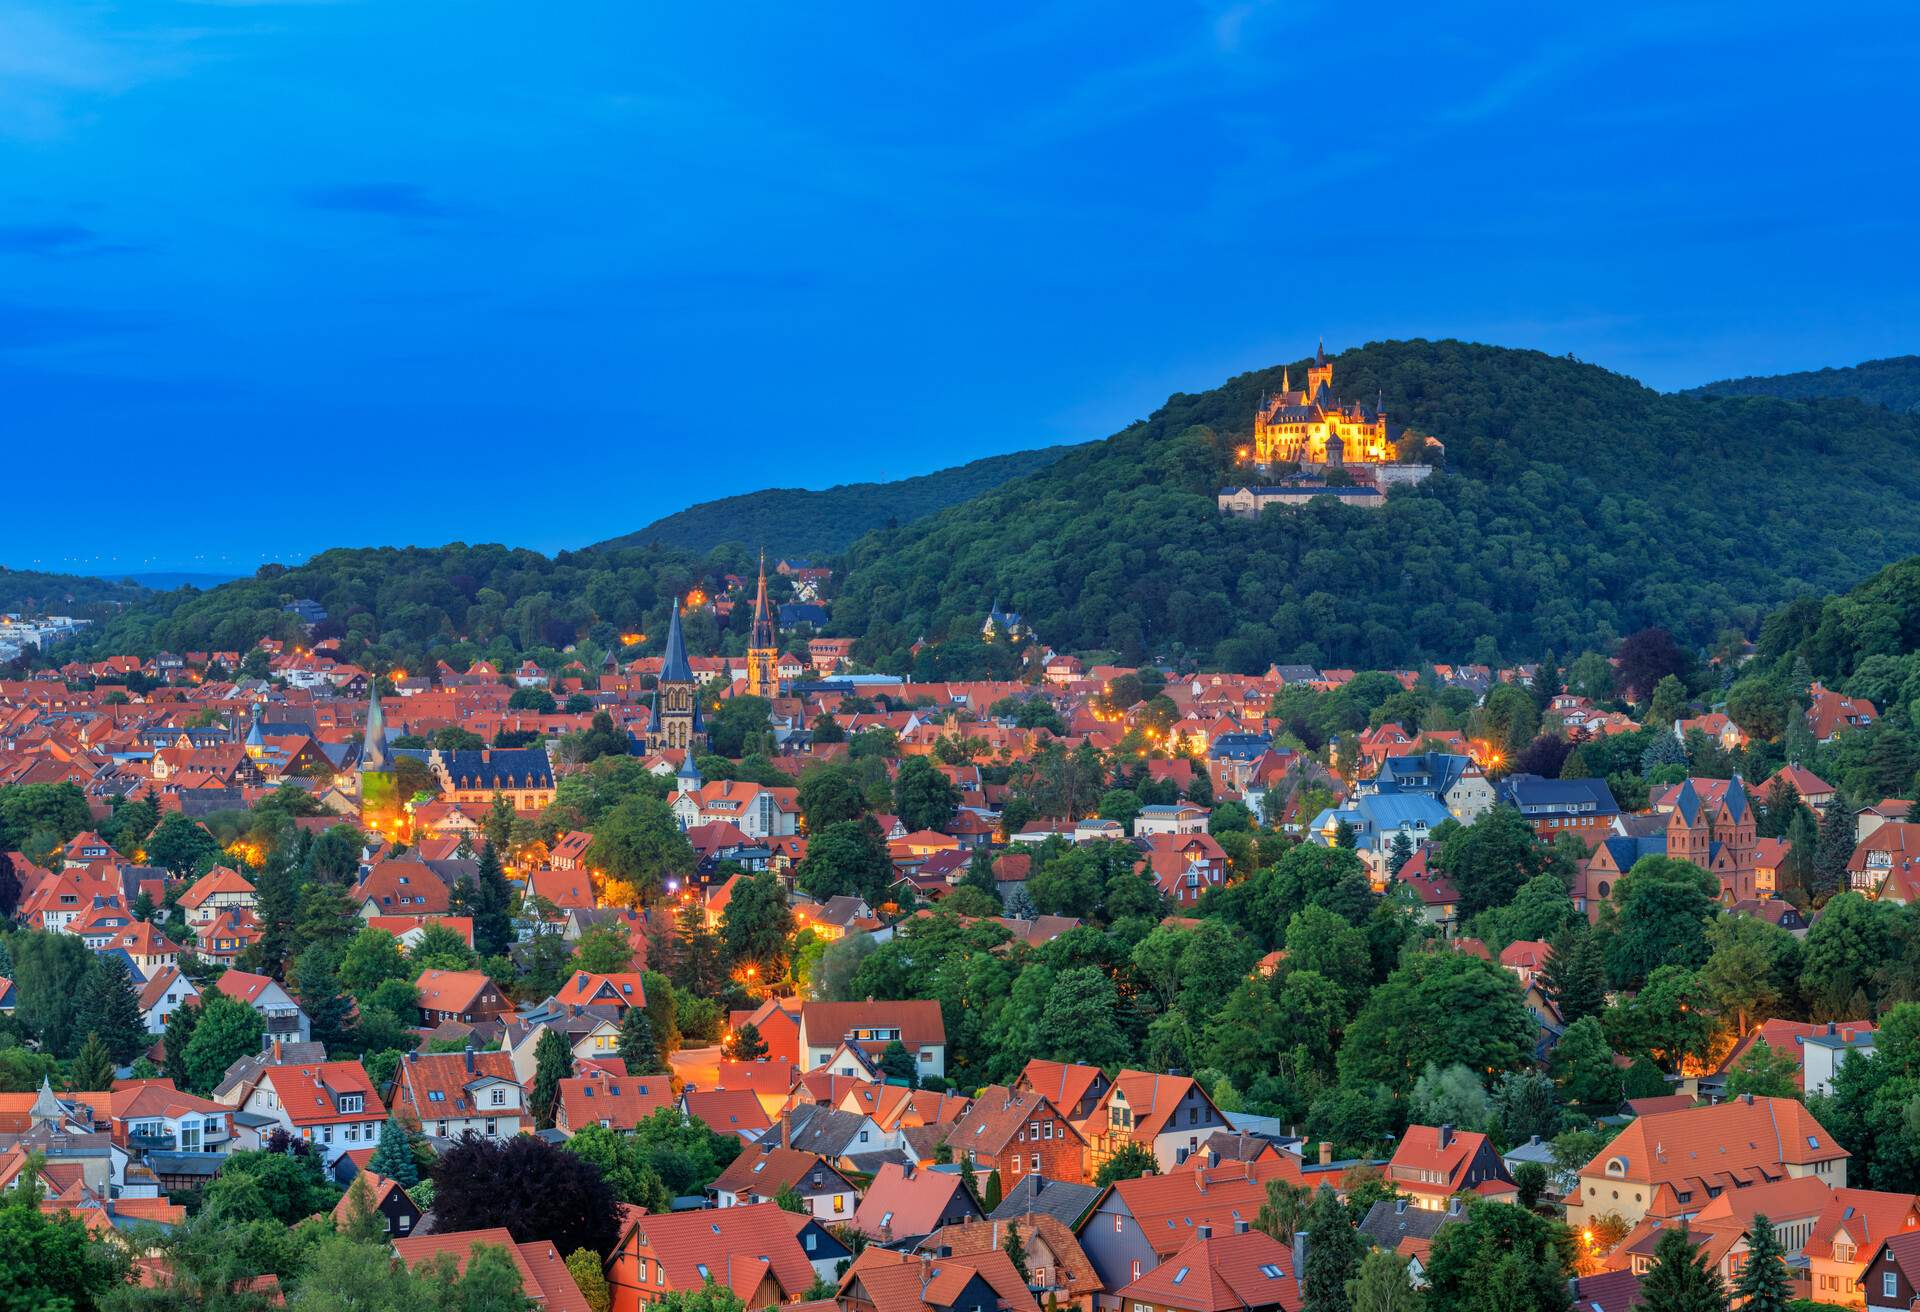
2,2,1917,574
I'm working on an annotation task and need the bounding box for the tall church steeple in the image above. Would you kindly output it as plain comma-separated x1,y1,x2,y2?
651,599,703,752
745,550,779,701
360,682,389,772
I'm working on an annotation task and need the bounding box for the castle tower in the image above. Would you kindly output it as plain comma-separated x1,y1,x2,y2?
744,550,780,701
651,599,704,753
1307,336,1334,403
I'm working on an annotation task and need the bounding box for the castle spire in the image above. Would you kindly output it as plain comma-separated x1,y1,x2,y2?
1316,336,1326,366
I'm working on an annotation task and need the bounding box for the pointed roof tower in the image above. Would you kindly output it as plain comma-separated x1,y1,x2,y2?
750,550,778,652
30,1074,64,1126
1316,336,1326,366
360,682,389,772
244,704,266,752
660,599,694,685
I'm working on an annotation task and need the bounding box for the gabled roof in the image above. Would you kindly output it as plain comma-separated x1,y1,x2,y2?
1581,1094,1847,1209
623,1202,823,1301
414,969,500,1015
949,1085,1083,1156
392,1227,590,1312
840,1245,1037,1312
852,1162,977,1239
709,1141,850,1200
1117,1228,1302,1312
261,1060,385,1127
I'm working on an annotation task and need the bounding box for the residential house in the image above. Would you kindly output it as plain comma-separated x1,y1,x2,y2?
852,1161,984,1242
1567,1093,1848,1229
179,866,257,928
1809,685,1879,744
606,1202,849,1312
928,1215,1103,1311
553,970,646,1014
1116,1227,1302,1312
331,1172,422,1240
392,1228,590,1311
136,965,198,1034
948,1085,1087,1186
1134,805,1210,838
1017,1060,1112,1124
1808,1187,1920,1308
797,1000,947,1080
839,1247,1037,1312
1087,1072,1228,1174
709,1139,859,1222
237,1060,385,1167
682,1088,773,1142
414,969,512,1026
391,1049,526,1142
1386,1124,1517,1211
554,1070,674,1136
215,969,311,1048
1496,774,1619,844
1367,752,1495,823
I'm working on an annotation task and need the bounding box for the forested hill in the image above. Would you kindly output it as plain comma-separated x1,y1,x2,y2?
592,445,1079,557
828,339,1920,674
0,567,154,620
1685,354,1920,414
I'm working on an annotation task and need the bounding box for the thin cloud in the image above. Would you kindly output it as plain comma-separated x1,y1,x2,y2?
299,182,455,219
0,220,138,258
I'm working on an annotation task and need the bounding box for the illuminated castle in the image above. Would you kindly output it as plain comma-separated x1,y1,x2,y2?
1246,340,1438,467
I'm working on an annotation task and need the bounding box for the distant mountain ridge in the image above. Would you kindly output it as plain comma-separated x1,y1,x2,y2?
591,445,1080,557
1685,354,1920,413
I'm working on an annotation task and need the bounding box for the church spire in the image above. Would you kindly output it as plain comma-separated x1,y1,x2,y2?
660,599,693,685
750,551,777,652
360,681,388,772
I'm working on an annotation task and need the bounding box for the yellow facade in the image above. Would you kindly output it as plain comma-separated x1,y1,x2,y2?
1251,353,1395,465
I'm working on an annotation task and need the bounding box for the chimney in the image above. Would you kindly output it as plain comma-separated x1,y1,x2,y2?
1290,1232,1307,1275
1318,1141,1333,1167
1032,1177,1045,1195
1197,1223,1212,1241
464,1046,475,1073
1233,1219,1248,1235
1828,1021,1838,1035
1438,1124,1454,1150
1446,1197,1462,1216
1742,1092,1755,1105
272,1038,283,1063
1394,1199,1407,1216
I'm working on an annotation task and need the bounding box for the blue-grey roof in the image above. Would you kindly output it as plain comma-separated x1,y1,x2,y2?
1209,733,1272,762
659,602,694,684
1359,793,1451,830
1499,773,1619,815
437,748,553,790
779,603,828,626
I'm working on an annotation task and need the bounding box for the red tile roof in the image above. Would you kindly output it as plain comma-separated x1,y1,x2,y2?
1118,1229,1302,1312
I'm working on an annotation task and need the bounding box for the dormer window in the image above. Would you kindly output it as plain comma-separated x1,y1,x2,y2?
1605,1158,1627,1178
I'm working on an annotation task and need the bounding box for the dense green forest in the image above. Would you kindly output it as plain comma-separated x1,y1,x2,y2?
0,567,154,621
46,340,1920,677
592,445,1078,556
64,543,765,674
830,340,1920,671
1686,353,1920,413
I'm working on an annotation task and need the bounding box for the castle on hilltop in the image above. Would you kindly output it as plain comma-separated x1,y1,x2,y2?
1246,340,1440,467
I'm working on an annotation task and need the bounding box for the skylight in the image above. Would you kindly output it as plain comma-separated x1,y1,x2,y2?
1258,1265,1283,1279
1172,1268,1189,1285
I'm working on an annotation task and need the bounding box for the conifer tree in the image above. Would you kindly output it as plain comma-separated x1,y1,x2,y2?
1731,1215,1791,1312
1541,921,1608,1024
1640,1225,1727,1312
162,999,199,1089
983,1169,1003,1211
617,1003,661,1074
367,1115,420,1186
1301,1186,1362,1312
72,1031,117,1091
728,1022,769,1063
461,841,516,958
1811,799,1854,901
78,953,149,1066
530,1029,573,1130
1001,1223,1030,1283
1388,831,1414,877
294,945,354,1054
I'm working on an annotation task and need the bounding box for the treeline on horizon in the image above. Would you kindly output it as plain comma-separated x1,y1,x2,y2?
35,339,1920,681
1687,352,1920,414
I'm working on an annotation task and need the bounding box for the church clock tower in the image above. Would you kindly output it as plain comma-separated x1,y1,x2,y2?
744,551,780,701
650,600,704,753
